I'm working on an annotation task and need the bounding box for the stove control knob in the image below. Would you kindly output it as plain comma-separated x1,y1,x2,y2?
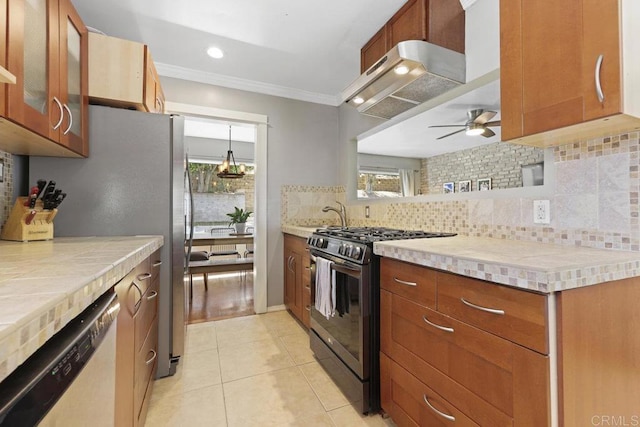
352,246,362,259
347,245,355,258
308,237,315,247
338,243,346,255
318,238,326,248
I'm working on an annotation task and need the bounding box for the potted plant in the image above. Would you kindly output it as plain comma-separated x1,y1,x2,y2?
227,207,252,234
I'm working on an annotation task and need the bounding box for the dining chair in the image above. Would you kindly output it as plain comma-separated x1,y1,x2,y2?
209,227,241,258
188,250,210,299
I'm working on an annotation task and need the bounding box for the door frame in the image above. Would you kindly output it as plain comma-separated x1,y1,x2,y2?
165,101,268,314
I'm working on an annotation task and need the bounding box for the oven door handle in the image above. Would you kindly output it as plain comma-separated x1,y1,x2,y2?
331,263,361,279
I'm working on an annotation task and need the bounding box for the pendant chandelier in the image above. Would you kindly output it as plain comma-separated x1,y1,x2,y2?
217,125,246,179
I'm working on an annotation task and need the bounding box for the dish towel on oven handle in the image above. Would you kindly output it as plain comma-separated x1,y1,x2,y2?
315,257,336,319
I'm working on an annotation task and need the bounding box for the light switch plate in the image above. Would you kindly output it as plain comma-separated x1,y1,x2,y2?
533,200,550,224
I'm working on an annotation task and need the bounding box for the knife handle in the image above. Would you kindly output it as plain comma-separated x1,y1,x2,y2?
25,210,37,225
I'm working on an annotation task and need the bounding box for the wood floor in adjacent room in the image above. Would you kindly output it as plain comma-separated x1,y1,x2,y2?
188,272,255,323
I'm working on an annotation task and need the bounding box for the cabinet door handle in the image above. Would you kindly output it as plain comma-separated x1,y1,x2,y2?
137,272,152,281
52,97,64,130
393,277,417,287
147,290,158,301
305,305,311,312
460,297,505,315
153,261,162,267
423,395,455,422
62,104,73,135
305,284,311,290
422,315,454,333
595,54,605,103
145,349,157,365
131,282,143,314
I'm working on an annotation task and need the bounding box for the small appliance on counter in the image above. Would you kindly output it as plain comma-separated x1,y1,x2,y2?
0,179,66,242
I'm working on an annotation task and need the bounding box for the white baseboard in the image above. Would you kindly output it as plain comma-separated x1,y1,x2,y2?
267,304,286,312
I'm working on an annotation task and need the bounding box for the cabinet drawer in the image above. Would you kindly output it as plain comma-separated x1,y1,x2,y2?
390,294,515,417
437,272,548,353
135,277,159,352
381,258,437,309
134,319,158,418
388,357,481,427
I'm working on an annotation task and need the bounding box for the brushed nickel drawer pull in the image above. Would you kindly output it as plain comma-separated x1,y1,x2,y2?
305,305,311,311
423,395,455,422
153,261,162,267
461,298,505,315
393,277,417,287
146,349,157,365
595,54,605,103
147,290,158,301
422,316,454,333
137,273,152,281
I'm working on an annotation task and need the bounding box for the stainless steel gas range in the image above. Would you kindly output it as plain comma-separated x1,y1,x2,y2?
306,227,456,414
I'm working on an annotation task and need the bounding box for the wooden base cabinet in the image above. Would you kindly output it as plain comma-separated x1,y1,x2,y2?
380,258,550,426
114,249,161,427
283,234,311,327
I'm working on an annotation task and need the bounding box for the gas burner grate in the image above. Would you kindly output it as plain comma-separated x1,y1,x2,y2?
315,227,456,242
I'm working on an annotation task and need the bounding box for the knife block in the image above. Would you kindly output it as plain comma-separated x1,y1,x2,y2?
1,197,57,241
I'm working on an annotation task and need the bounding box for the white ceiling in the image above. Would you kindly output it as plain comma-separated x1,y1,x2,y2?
70,0,408,105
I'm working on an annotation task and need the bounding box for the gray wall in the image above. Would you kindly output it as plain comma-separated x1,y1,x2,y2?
161,77,339,307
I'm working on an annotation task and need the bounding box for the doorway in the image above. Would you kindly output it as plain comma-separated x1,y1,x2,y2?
166,101,268,322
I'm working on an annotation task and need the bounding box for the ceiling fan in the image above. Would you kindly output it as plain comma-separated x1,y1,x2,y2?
429,109,501,140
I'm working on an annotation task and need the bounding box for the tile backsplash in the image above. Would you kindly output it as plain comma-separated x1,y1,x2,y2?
282,131,640,252
0,150,13,230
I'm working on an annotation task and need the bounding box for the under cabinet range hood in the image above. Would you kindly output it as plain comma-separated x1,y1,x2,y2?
341,40,466,120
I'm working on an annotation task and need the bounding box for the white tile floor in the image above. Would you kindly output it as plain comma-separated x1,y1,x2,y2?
145,310,394,427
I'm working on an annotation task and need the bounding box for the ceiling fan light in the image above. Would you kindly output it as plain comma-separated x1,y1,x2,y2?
465,127,485,136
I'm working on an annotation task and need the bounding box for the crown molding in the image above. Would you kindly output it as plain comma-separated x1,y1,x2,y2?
155,62,341,107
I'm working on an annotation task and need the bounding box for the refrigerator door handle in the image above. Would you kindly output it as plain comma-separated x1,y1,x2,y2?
185,153,195,274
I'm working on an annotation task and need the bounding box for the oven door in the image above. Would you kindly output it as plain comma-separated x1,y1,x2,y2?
309,252,370,380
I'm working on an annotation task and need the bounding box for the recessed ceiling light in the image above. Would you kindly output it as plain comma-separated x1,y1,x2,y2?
207,47,224,59
352,96,365,105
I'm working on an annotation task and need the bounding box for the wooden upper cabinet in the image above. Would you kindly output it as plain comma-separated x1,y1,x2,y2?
360,27,388,74
88,33,165,114
500,0,637,146
361,0,464,73
3,0,88,157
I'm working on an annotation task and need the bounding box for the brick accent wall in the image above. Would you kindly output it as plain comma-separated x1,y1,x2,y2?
420,142,544,194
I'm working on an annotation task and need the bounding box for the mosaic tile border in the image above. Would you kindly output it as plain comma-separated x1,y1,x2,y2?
0,238,162,383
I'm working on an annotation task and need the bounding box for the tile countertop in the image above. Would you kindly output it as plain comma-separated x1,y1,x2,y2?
374,235,640,293
281,225,317,239
0,235,163,383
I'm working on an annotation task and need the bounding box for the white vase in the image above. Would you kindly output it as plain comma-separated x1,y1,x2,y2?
234,223,247,234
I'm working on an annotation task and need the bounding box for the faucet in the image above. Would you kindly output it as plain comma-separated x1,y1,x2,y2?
322,201,347,228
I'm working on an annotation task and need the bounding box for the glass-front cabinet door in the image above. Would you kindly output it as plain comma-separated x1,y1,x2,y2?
58,0,88,155
6,0,88,156
7,0,54,140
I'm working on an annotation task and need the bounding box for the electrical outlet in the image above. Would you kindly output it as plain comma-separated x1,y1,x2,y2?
533,200,550,224
365,206,370,218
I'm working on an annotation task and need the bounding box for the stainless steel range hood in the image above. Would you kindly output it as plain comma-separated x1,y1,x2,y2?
341,40,466,120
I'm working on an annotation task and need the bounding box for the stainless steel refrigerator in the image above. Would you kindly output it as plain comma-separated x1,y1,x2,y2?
30,104,191,378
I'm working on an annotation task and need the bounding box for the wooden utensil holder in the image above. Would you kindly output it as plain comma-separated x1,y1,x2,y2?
1,197,57,241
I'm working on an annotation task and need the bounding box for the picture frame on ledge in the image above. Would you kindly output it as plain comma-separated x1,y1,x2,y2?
459,180,471,193
443,182,454,194
478,178,491,191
